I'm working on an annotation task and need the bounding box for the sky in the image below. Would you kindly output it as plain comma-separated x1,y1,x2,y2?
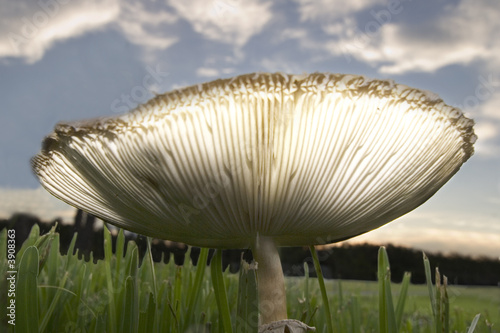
0,0,499,258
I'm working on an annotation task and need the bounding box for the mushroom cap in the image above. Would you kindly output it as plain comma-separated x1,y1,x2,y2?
32,73,476,248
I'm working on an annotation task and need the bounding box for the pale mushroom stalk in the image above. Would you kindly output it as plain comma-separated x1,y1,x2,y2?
252,236,287,324
32,73,476,332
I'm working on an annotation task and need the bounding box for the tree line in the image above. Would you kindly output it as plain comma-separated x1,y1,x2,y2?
2,212,499,286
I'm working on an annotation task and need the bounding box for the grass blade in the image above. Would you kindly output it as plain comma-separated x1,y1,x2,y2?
395,272,411,331
378,246,397,333
16,246,39,333
435,268,442,333
121,276,139,333
349,296,361,333
303,261,310,322
211,249,233,333
38,271,70,332
65,232,79,269
103,225,117,333
423,252,436,318
139,237,157,302
16,224,40,264
45,232,60,291
122,243,139,333
378,247,389,333
73,263,91,328
114,229,125,286
236,257,259,333
173,266,183,330
309,245,334,333
183,247,209,331
467,314,481,333
139,292,156,332
33,224,57,272
443,275,450,333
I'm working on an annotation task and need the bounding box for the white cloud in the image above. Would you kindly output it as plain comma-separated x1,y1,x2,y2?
472,120,500,157
196,61,235,78
294,0,385,21
474,122,497,141
460,75,500,157
322,0,500,74
480,89,500,121
168,0,272,47
115,1,178,50
196,67,220,77
259,57,304,74
0,187,75,223
278,28,308,41
0,0,120,63
0,0,179,64
0,0,271,63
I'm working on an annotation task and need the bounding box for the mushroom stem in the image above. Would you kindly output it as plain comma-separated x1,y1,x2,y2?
252,236,288,325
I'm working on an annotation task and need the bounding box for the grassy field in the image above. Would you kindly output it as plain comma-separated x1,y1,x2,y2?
289,278,499,332
1,224,498,332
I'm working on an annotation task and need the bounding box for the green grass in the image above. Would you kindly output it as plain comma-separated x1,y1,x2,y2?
1,225,498,333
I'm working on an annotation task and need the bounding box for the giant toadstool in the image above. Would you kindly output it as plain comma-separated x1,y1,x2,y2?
32,73,475,331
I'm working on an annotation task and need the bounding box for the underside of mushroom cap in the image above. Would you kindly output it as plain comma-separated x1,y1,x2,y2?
32,73,476,248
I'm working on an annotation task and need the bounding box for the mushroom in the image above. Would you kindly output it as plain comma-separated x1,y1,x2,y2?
31,73,475,331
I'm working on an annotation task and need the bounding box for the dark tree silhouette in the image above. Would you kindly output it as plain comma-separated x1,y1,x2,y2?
2,211,499,286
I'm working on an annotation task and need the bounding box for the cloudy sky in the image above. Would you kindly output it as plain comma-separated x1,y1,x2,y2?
0,0,499,258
